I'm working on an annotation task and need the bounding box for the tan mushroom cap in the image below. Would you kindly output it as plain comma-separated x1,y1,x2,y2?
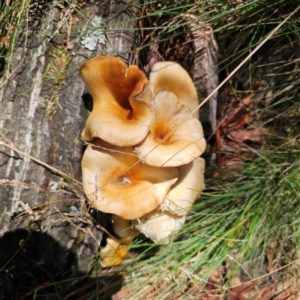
149,61,199,118
160,157,205,216
134,91,206,167
82,139,178,220
134,210,185,243
80,56,155,146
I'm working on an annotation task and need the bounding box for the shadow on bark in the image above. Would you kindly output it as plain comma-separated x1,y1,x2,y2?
0,229,123,300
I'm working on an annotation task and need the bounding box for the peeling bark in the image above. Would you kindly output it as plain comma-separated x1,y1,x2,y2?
192,23,219,139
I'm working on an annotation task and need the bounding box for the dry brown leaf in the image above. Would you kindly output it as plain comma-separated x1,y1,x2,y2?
222,94,252,133
273,285,295,300
259,286,275,300
227,128,267,144
228,281,256,300
220,138,244,154
221,155,243,169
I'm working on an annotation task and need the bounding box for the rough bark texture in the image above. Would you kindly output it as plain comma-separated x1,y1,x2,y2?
0,0,137,297
192,23,218,139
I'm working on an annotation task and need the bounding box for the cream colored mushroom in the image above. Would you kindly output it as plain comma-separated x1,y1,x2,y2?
160,157,205,216
148,61,199,118
82,138,178,220
134,91,206,167
134,210,185,243
133,158,205,243
80,56,155,146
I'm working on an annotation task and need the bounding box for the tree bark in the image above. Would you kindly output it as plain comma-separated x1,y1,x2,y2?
0,1,138,296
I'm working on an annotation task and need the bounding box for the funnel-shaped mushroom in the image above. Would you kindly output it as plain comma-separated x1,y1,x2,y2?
148,61,199,118
160,157,205,216
134,210,185,243
82,139,178,220
80,56,155,146
134,91,206,167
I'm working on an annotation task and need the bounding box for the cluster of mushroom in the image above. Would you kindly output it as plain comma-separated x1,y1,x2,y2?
80,56,206,268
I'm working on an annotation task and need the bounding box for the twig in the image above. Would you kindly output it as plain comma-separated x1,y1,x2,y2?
0,138,82,186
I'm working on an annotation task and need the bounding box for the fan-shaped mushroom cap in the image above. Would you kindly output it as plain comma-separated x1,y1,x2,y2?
134,91,206,167
82,139,179,220
148,61,199,118
160,157,205,216
80,56,155,146
134,210,185,243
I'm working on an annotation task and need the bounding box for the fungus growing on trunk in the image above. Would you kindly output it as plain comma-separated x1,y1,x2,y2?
134,91,206,167
148,61,199,118
81,139,178,220
79,56,207,267
80,56,155,146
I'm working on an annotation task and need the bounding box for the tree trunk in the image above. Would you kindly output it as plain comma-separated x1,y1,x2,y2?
0,0,138,297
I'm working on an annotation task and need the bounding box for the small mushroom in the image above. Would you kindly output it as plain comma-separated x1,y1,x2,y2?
134,210,185,243
148,61,199,118
82,138,178,220
100,215,140,268
134,91,206,167
80,56,155,146
100,237,129,268
160,157,205,216
134,158,205,243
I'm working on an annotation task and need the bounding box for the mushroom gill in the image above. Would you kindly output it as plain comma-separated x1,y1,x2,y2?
80,56,155,146
134,91,206,167
81,139,179,220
